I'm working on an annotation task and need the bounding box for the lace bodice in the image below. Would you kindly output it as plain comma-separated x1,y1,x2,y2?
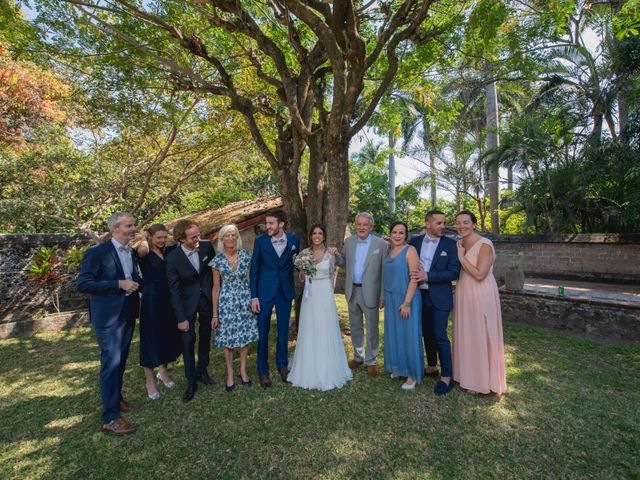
301,249,335,280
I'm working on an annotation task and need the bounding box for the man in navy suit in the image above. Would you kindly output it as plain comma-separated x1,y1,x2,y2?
77,212,140,435
410,210,460,396
250,209,300,388
166,220,216,402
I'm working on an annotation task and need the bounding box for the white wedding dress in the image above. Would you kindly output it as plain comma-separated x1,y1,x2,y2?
288,254,352,391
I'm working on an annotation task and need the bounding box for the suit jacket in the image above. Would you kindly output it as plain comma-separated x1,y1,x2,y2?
409,234,460,310
336,234,388,309
77,241,141,327
165,240,215,323
250,232,300,303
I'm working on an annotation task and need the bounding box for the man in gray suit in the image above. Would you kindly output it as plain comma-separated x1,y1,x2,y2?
336,212,387,377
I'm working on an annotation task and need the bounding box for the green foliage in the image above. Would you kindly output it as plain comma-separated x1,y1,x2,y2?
614,0,640,39
578,109,640,232
26,246,63,285
62,245,89,273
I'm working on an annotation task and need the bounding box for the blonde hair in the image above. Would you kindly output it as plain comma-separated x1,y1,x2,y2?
216,224,242,253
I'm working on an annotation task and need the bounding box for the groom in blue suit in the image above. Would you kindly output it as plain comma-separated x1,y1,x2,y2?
78,212,140,435
410,210,460,396
250,209,300,388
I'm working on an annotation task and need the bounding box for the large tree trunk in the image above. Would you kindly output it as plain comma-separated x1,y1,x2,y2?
323,141,350,249
275,126,307,241
486,79,500,234
306,132,327,232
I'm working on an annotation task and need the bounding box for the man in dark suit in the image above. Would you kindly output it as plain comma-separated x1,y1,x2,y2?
166,220,216,402
77,212,140,435
250,209,300,388
410,210,460,396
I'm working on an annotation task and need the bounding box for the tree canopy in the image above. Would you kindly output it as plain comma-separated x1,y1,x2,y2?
0,0,638,236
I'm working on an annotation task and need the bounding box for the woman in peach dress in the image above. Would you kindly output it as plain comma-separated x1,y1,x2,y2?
453,210,507,394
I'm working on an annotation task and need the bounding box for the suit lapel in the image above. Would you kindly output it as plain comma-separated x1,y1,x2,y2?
362,236,375,272
414,235,425,256
429,238,445,272
197,245,208,277
108,242,125,278
178,246,198,273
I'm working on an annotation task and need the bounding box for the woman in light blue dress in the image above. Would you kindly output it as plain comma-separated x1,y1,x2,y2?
210,224,259,392
383,221,424,390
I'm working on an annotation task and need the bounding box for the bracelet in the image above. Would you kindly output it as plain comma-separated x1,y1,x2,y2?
402,302,410,307
212,316,219,319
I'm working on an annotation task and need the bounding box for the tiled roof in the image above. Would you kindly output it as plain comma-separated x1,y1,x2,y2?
166,196,283,238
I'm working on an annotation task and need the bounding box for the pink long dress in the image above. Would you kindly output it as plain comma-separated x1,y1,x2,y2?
453,237,507,394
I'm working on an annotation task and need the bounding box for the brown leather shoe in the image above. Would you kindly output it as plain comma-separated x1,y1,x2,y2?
119,400,137,413
278,367,291,384
259,373,272,389
348,359,364,369
367,365,378,378
102,417,136,436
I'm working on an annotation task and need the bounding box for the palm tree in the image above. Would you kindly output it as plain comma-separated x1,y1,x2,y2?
394,82,451,208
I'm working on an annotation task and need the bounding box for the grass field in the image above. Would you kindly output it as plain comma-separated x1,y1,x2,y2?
1,296,639,479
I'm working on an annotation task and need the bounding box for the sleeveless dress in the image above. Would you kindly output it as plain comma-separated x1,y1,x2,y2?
139,251,179,368
288,252,352,391
453,237,507,394
383,246,424,382
209,249,259,348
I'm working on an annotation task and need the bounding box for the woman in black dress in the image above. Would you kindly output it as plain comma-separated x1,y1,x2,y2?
137,224,179,400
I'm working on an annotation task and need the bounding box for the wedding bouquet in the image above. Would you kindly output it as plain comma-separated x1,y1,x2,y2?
293,250,317,282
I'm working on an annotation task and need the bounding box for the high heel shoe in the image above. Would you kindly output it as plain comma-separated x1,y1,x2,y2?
148,390,160,400
225,383,236,393
156,372,175,389
239,375,252,387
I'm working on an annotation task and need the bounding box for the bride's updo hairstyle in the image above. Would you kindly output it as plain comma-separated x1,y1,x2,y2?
308,223,327,246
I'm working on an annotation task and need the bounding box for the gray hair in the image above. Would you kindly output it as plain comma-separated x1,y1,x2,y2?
107,212,134,230
216,224,242,253
355,212,374,226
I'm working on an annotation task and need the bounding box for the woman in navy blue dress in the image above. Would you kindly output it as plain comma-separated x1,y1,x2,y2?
383,221,424,390
137,224,179,400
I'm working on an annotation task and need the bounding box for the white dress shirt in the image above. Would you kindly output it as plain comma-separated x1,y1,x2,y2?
271,232,287,257
352,234,372,284
111,238,133,279
181,244,200,273
419,235,440,290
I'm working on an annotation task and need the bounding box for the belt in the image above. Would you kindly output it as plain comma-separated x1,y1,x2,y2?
353,283,363,287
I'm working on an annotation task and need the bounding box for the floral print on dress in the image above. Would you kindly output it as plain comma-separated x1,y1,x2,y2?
209,249,259,348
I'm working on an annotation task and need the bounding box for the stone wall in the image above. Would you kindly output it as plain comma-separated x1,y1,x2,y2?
489,234,640,285
501,290,640,346
0,234,92,336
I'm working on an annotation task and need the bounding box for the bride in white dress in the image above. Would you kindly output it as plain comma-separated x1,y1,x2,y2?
288,224,352,391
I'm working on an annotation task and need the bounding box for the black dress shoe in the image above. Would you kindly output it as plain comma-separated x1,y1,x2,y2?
182,383,197,402
225,383,235,393
278,367,291,384
434,380,454,396
197,371,214,385
259,374,272,389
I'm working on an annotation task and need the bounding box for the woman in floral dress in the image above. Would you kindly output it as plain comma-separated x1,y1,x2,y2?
209,224,259,392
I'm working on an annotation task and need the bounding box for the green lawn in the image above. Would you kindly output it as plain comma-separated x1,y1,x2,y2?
1,296,639,479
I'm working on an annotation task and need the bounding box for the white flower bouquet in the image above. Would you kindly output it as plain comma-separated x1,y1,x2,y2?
294,250,317,283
